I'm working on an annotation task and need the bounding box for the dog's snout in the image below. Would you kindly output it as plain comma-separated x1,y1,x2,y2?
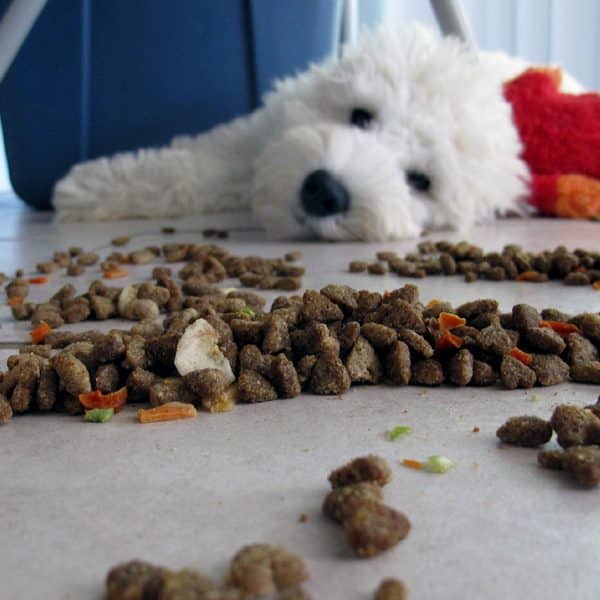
300,170,350,217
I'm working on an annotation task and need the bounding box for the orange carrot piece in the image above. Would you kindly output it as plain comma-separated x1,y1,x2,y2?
402,459,424,470
7,296,23,306
516,270,542,282
575,265,587,273
594,281,600,290
438,312,466,331
137,402,197,424
79,387,128,412
508,347,533,366
103,267,129,279
426,299,441,308
539,320,582,337
28,276,49,284
435,330,464,352
30,322,52,344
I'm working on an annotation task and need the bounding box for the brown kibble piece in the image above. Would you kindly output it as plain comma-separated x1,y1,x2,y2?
361,323,397,349
397,329,433,357
262,314,290,354
448,348,474,386
530,354,570,386
524,327,566,354
471,360,497,386
228,544,309,598
500,355,536,389
368,262,387,275
238,370,278,403
270,354,301,398
51,352,91,396
349,260,368,273
106,560,167,600
345,336,382,384
511,304,541,330
570,361,600,384
411,358,444,386
301,290,344,322
183,368,229,400
94,364,121,394
321,284,358,312
308,352,351,395
374,579,408,600
538,445,600,488
550,404,600,448
496,416,553,447
384,341,411,385
126,368,157,403
328,455,391,488
477,326,514,355
323,481,383,523
457,299,498,319
564,333,599,365
344,503,411,558
149,378,196,407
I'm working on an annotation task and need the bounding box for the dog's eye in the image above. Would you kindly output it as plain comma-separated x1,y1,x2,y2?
350,108,374,129
405,170,431,192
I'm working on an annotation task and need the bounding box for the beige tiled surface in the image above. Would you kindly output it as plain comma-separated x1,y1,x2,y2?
1,198,600,600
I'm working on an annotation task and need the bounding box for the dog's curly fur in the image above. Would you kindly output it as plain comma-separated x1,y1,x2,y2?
53,26,569,241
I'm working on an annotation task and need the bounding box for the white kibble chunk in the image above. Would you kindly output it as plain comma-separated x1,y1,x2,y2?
174,319,235,382
118,285,139,318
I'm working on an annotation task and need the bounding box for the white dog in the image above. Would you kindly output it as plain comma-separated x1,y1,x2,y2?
52,26,577,241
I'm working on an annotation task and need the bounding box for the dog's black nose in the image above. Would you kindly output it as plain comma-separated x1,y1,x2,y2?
300,170,350,217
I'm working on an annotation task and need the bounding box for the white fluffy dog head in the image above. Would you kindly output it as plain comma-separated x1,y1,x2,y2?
251,27,528,241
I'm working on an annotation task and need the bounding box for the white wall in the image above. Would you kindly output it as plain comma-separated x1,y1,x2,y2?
379,0,600,88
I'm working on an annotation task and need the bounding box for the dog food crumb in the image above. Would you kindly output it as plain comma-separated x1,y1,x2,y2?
411,358,444,386
106,560,168,600
500,355,536,389
496,416,553,447
374,578,408,600
530,354,570,386
228,544,309,597
238,369,278,403
538,445,600,488
349,260,369,273
328,455,392,488
344,503,411,558
308,352,351,395
550,404,600,448
570,361,600,384
323,481,383,523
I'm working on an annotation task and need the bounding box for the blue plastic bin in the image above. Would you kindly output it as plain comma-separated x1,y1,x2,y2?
0,0,342,209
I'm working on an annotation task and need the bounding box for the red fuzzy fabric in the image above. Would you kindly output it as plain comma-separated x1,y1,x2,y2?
504,70,600,178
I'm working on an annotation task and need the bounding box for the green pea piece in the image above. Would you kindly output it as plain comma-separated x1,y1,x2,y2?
85,408,115,423
388,425,412,441
425,455,455,474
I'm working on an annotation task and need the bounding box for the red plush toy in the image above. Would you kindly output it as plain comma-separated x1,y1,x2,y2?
504,68,600,219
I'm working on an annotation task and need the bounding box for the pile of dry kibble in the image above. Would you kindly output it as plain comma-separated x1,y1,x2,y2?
497,399,600,488
4,242,305,329
2,274,600,424
350,240,600,288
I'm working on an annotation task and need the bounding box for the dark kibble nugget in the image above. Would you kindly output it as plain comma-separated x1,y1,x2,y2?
374,578,408,600
496,416,553,447
328,455,392,488
344,504,411,558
